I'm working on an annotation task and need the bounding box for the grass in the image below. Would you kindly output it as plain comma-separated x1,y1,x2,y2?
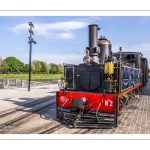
0,74,62,81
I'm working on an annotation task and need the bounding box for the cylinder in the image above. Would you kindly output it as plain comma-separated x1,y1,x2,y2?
88,24,98,53
98,36,111,63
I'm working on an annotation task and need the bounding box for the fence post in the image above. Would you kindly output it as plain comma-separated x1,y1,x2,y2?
6,79,9,86
21,79,25,87
15,79,17,86
2,78,5,88
20,79,22,87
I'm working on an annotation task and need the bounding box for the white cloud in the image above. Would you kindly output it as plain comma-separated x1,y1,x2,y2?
57,32,75,39
8,23,28,34
8,21,89,37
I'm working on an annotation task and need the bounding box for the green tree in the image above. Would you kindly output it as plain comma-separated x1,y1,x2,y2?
49,63,60,74
24,64,33,73
49,63,52,71
57,63,63,74
40,61,49,74
32,60,42,74
24,64,29,73
4,56,24,73
0,57,8,73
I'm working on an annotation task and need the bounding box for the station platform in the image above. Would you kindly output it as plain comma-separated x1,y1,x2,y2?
0,83,59,112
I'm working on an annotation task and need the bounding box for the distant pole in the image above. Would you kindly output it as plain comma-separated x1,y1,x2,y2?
28,22,36,91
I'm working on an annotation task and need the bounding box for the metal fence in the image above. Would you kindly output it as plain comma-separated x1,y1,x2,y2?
0,78,50,88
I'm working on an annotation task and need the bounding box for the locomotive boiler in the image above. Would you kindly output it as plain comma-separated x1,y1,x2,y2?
56,24,148,128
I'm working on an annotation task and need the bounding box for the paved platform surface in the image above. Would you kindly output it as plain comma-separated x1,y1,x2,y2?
0,83,59,112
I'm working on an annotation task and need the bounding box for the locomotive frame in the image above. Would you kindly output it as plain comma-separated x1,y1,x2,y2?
56,24,148,128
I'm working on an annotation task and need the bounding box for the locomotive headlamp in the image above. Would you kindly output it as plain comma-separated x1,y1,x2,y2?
83,55,92,64
58,80,65,90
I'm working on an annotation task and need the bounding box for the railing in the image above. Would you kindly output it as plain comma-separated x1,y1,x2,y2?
0,78,50,88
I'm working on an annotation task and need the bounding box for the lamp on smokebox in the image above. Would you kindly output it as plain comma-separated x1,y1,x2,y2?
28,22,36,91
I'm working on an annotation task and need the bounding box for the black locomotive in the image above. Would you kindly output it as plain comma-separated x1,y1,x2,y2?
56,24,149,128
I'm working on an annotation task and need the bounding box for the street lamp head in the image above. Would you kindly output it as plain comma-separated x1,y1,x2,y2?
28,40,36,44
29,22,32,26
28,37,33,41
29,22,34,28
29,29,34,35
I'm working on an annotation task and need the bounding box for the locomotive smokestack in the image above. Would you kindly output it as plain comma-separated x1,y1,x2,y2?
88,24,100,64
88,24,99,52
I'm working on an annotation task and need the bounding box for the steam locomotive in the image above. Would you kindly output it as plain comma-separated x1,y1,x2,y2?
56,24,149,128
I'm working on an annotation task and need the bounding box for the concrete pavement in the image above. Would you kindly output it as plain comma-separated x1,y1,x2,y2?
0,83,59,112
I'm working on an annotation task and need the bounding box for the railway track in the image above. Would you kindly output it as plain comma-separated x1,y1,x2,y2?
39,124,64,134
0,94,91,134
73,128,90,134
0,96,55,118
37,120,91,134
0,96,56,133
38,124,91,134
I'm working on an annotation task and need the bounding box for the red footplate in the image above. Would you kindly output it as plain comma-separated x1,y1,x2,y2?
57,91,116,113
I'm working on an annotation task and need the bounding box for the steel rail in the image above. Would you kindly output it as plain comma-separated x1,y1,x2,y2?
0,96,55,118
0,100,56,133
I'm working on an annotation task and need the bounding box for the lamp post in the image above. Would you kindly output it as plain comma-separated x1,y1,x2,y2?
28,22,36,91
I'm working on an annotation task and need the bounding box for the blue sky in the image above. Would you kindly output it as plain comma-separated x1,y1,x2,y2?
0,16,150,65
